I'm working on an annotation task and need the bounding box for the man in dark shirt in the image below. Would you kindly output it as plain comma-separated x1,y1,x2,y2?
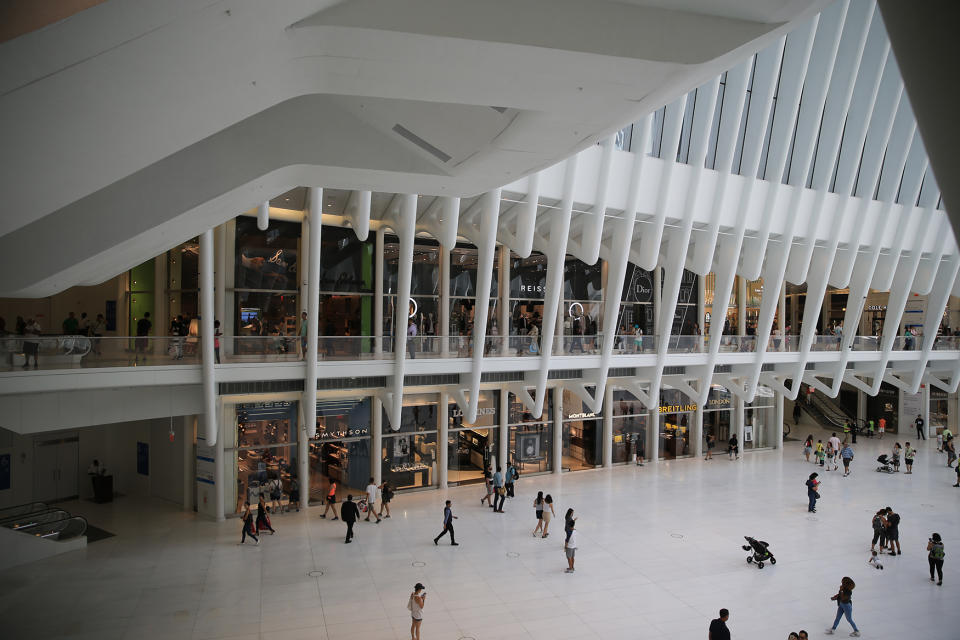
709,608,730,640
340,494,360,544
433,500,458,546
915,414,925,440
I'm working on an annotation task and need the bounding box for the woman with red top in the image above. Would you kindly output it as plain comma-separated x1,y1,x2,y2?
321,476,339,520
806,472,820,513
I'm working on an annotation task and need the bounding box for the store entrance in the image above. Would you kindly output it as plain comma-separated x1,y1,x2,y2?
447,428,495,485
703,410,731,448
659,412,692,459
308,439,370,505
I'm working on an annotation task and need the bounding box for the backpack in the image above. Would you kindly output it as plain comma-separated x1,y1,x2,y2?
931,542,945,560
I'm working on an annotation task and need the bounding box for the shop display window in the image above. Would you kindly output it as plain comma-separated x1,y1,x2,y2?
228,400,298,513
507,391,553,474
703,384,733,447
745,385,776,449
382,394,439,433
317,226,374,294
612,389,651,464
307,398,373,503
930,389,948,435
447,391,498,484
381,432,436,491
562,387,601,470
658,388,695,459
235,217,299,291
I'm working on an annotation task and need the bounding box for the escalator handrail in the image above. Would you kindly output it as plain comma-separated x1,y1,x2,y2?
0,501,48,519
37,515,88,541
2,508,72,529
12,512,80,534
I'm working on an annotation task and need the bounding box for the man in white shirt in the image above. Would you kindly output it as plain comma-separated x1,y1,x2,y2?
365,477,381,523
828,433,842,471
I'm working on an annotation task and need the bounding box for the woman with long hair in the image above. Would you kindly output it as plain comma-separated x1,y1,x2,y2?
541,494,556,538
239,502,259,545
803,435,814,462
825,576,859,636
532,491,545,537
564,508,576,543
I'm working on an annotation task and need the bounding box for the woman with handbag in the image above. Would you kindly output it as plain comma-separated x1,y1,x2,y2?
824,576,859,636
806,473,820,513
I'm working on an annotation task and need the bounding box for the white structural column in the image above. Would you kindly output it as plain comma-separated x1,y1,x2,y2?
774,390,784,449
531,158,576,419
183,416,194,511
734,388,745,460
374,227,384,355
553,386,563,474
257,201,269,231
499,388,509,469
371,396,382,485
440,244,450,357
602,384,613,467
199,229,220,519
214,224,227,354
499,247,510,356
693,404,704,458
438,389,448,489
153,254,167,344
647,402,659,465
386,194,418,429
301,187,323,507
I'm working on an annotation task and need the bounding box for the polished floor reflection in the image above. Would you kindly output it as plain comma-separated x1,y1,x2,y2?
2,419,957,640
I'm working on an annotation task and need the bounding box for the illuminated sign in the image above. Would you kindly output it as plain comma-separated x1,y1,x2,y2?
659,404,698,413
566,411,596,419
450,407,497,418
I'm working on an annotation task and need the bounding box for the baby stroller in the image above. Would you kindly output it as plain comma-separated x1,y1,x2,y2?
742,536,776,569
875,454,895,474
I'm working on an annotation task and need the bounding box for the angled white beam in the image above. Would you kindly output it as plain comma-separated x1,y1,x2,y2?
257,201,270,231
385,194,418,430
530,157,577,419
576,135,615,266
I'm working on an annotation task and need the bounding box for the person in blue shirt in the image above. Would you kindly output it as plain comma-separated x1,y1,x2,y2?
504,462,517,498
433,500,458,546
841,444,855,477
492,466,505,512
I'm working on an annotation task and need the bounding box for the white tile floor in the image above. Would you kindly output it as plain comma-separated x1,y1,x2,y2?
2,420,958,640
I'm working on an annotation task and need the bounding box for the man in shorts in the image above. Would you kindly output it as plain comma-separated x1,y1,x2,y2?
365,477,381,523
840,443,855,477
828,433,842,471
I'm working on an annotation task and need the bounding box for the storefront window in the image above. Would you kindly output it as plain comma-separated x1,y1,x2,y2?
658,389,695,459
867,383,899,433
447,391,498,485
745,385,776,450
930,389,948,436
703,272,736,337
383,236,440,351
234,217,299,339
227,401,298,513
507,391,554,474
308,398,373,504
617,263,654,340
612,390,649,464
562,388,601,471
509,252,546,347
381,394,438,490
167,240,199,327
703,384,733,447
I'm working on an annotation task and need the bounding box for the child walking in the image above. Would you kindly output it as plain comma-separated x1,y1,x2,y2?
816,440,826,467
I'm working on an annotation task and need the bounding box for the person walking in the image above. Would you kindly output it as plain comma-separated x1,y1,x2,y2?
239,502,259,545
915,414,926,440
878,417,886,439
953,460,960,487
365,477,382,523
288,475,300,512
340,494,360,543
378,480,394,518
709,609,731,640
298,311,308,358
268,475,283,514
927,533,945,586
803,435,814,462
828,433,841,471
825,576,860,636
408,583,426,640
793,402,802,425
433,499,458,545
705,432,716,460
840,443,854,477
532,491,545,537
541,494,556,538
504,461,518,498
481,464,494,508
213,319,222,364
256,494,275,534
806,473,820,513
563,520,578,573
321,476,339,520
407,317,418,359
492,466,505,513
945,437,957,468
904,443,916,474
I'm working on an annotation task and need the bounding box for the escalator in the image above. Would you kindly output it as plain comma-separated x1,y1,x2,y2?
798,384,863,433
0,502,89,542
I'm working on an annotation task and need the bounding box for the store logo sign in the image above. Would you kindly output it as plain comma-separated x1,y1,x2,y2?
566,411,596,419
659,404,697,413
520,284,545,294
450,407,496,418
319,427,368,439
708,398,730,407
